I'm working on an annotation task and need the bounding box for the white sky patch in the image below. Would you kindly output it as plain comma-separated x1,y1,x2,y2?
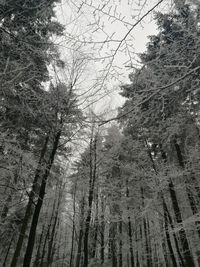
54,0,173,118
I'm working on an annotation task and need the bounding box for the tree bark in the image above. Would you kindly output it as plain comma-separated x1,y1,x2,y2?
75,197,85,267
37,184,58,267
126,184,134,267
145,140,184,266
118,219,123,267
61,225,68,267
162,197,178,267
10,135,49,267
33,226,44,267
69,183,77,267
47,183,63,267
47,204,60,266
157,141,195,266
22,130,61,267
109,222,117,267
143,216,152,267
141,187,152,267
135,227,139,267
100,196,105,264
168,179,195,266
83,135,97,267
49,217,60,267
39,224,50,267
174,140,200,237
3,234,14,267
92,191,98,259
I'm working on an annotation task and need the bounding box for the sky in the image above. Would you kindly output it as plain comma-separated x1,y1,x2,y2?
54,0,173,118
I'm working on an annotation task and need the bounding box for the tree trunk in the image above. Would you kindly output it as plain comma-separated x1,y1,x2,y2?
75,197,85,267
100,196,105,264
83,210,92,267
40,184,58,267
47,206,59,266
70,185,77,267
3,234,14,267
168,179,195,266
135,227,139,267
22,130,61,267
139,223,144,266
39,224,50,267
33,225,45,267
145,140,184,266
92,192,98,259
147,219,153,266
152,141,195,266
162,197,178,267
118,219,123,267
83,135,97,267
126,184,134,267
143,216,152,267
61,225,68,267
10,135,49,267
47,184,62,267
109,222,117,267
141,187,152,267
159,219,169,267
49,218,60,267
174,140,200,237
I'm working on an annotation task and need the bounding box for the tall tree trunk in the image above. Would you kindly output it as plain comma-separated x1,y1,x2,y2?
75,197,85,267
22,130,61,267
70,185,77,267
168,179,195,266
162,197,178,267
150,140,195,266
83,206,92,267
3,234,14,267
83,135,97,267
109,222,117,267
128,217,134,267
10,135,49,267
118,219,123,267
127,253,130,267
33,224,45,267
56,221,63,266
39,224,50,267
40,186,58,267
141,187,152,267
174,140,200,237
47,206,59,266
135,226,139,267
61,225,68,267
49,218,60,267
145,140,184,266
159,218,169,267
143,216,152,267
153,242,159,267
92,191,98,259
126,184,134,267
100,196,105,264
139,223,144,266
163,194,186,267
147,219,153,266
47,183,63,267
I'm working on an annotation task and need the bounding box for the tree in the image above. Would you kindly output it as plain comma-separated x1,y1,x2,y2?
117,3,200,266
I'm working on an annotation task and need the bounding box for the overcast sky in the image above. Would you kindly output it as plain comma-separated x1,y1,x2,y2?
55,0,173,118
